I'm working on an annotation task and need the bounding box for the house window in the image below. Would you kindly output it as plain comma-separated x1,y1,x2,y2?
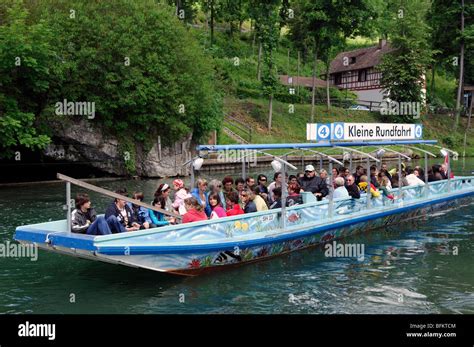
358,69,367,82
334,73,342,85
350,57,356,64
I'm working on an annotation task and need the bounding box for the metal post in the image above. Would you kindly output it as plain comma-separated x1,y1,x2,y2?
242,154,246,180
349,152,353,172
366,156,371,209
424,153,429,197
328,162,334,218
447,154,451,192
301,155,304,170
398,155,402,200
66,182,72,233
190,164,195,191
281,163,287,230
319,156,323,172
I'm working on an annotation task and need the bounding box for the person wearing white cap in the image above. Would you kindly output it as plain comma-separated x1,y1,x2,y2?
297,164,329,200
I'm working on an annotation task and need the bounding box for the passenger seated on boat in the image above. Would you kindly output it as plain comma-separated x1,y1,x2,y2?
353,165,366,186
298,165,328,200
370,165,380,188
222,175,236,201
251,186,269,211
339,167,350,179
226,191,245,216
404,167,425,187
267,172,283,203
149,197,171,227
172,179,192,215
71,193,112,235
269,187,282,209
381,163,392,181
128,192,151,229
288,175,298,185
358,175,381,198
245,176,256,190
256,174,269,201
209,193,227,219
440,163,453,179
105,189,140,233
377,174,394,200
182,197,208,224
154,183,175,222
332,167,339,178
241,189,257,214
345,175,360,199
191,179,211,217
287,182,303,206
209,179,227,210
414,167,425,182
333,177,350,199
235,177,245,196
428,165,443,182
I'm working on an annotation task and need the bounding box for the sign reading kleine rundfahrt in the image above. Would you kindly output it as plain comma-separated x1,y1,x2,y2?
306,123,423,141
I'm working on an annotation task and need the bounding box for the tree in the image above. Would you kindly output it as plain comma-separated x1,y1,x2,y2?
289,0,375,119
258,1,281,131
1,0,222,160
379,0,433,122
0,0,53,158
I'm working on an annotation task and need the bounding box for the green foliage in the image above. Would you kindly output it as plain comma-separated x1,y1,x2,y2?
0,0,52,158
379,0,433,122
38,0,222,145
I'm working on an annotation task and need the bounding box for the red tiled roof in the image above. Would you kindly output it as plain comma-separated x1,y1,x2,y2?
329,42,394,74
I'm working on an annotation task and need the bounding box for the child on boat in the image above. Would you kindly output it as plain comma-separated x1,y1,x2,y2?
172,179,192,215
128,192,151,229
104,188,140,233
182,197,208,223
209,193,227,219
71,193,112,235
225,191,245,216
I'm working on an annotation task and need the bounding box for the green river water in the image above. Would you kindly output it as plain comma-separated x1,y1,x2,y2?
0,158,473,313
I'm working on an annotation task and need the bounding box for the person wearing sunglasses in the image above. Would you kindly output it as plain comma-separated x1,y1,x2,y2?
298,165,329,200
209,179,226,210
345,174,360,199
256,174,269,201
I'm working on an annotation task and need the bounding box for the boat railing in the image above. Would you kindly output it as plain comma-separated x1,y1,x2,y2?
89,177,474,246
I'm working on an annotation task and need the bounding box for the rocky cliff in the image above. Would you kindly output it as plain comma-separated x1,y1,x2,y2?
43,119,194,177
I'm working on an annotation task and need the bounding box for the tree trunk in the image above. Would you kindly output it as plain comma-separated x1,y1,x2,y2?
252,20,256,54
430,64,436,102
297,51,301,97
326,60,331,111
210,0,215,45
455,0,465,128
311,50,318,123
268,94,273,131
257,41,262,81
468,92,473,129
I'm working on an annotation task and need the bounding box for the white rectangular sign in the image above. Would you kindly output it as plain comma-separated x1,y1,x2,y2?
306,123,423,141
344,123,422,140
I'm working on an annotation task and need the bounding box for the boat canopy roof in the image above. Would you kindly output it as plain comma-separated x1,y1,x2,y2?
197,140,438,152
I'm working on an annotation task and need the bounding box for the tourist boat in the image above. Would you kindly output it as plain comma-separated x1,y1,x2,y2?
13,139,474,276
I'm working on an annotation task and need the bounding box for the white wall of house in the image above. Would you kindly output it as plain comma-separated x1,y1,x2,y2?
355,89,385,104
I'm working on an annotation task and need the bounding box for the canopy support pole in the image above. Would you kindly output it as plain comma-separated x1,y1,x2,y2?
328,162,334,218
349,152,353,172
424,153,429,197
66,182,72,233
366,156,371,209
447,154,451,193
398,155,402,200
280,162,287,230
242,154,246,180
